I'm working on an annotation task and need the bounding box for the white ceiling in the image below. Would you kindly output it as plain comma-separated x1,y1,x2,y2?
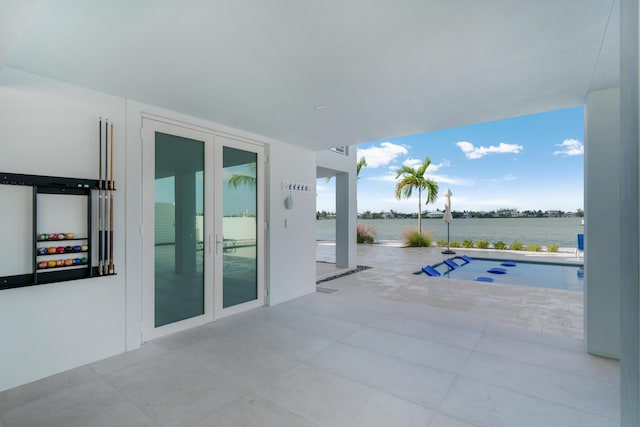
2,0,619,151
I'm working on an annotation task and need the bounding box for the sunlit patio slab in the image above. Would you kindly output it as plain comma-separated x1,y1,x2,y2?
0,244,617,427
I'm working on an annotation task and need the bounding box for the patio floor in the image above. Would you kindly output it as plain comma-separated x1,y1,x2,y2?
0,244,618,426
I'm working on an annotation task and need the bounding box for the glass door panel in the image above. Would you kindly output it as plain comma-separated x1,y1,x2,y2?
222,146,258,308
154,132,204,327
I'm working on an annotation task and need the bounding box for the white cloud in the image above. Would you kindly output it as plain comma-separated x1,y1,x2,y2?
357,142,408,167
401,158,451,171
554,139,584,156
489,174,517,183
429,160,451,172
402,158,422,168
456,141,523,159
368,173,399,183
428,174,474,186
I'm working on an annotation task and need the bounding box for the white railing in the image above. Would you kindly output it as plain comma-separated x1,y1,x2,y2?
329,146,349,155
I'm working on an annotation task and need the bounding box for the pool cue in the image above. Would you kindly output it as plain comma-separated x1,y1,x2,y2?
98,118,104,275
104,119,109,273
108,121,114,275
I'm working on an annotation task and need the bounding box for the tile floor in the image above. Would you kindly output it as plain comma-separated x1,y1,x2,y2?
0,245,619,426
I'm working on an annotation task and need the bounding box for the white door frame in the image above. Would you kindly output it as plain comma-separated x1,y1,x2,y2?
141,119,266,340
141,118,214,341
213,134,265,319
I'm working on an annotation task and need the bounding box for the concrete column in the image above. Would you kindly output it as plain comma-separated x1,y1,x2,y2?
335,171,357,269
620,0,639,424
584,87,621,359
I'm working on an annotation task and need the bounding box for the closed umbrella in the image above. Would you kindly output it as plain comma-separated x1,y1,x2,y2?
442,188,455,254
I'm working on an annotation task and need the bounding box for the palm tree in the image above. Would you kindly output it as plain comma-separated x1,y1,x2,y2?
228,163,257,189
395,157,439,243
356,157,367,178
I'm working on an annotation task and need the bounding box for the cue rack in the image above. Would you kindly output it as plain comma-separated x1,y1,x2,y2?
0,118,116,290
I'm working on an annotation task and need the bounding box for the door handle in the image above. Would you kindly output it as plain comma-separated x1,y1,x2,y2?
207,234,212,255
216,235,223,255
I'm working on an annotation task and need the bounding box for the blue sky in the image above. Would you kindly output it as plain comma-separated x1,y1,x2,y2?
316,106,584,213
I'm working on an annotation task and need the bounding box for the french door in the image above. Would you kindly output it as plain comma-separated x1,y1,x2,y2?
142,119,264,341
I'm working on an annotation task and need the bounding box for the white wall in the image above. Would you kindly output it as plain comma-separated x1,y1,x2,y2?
0,67,127,391
0,68,318,391
584,87,621,359
619,0,640,423
267,143,317,304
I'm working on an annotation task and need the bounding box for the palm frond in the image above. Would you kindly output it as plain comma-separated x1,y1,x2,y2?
228,173,256,189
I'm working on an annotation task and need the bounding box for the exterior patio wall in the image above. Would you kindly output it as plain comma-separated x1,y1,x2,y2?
316,148,358,269
267,143,317,304
584,87,621,359
0,67,128,391
0,67,317,391
620,0,640,424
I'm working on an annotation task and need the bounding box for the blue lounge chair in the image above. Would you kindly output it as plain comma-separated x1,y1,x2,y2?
459,255,472,263
421,265,441,276
444,259,460,270
576,233,584,259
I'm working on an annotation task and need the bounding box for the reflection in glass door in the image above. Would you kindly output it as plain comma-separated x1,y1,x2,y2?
222,146,258,308
154,132,205,326
143,122,263,335
143,119,214,341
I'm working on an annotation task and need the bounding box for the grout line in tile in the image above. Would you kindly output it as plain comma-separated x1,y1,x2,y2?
454,372,619,423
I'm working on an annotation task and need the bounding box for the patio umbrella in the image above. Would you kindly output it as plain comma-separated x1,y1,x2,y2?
442,188,455,254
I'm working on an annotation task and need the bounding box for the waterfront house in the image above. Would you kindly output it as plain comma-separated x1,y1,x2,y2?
1,1,638,425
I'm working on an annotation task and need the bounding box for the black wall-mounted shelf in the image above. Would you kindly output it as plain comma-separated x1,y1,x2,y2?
1,172,98,189
0,172,114,291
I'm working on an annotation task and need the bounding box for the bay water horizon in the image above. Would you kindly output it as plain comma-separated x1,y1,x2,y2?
316,217,584,250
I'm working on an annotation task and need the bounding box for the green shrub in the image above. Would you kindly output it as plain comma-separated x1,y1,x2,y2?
526,244,542,252
462,239,474,248
493,241,507,250
436,238,447,247
356,223,375,243
547,244,559,252
450,241,460,248
476,239,489,249
402,228,433,247
510,240,523,251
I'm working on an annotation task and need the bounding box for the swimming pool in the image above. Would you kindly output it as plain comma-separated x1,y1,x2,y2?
431,257,584,291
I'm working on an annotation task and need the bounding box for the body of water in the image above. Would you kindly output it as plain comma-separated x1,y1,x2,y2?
316,217,584,248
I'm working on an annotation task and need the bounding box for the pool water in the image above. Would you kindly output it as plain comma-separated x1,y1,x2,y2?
433,257,584,291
